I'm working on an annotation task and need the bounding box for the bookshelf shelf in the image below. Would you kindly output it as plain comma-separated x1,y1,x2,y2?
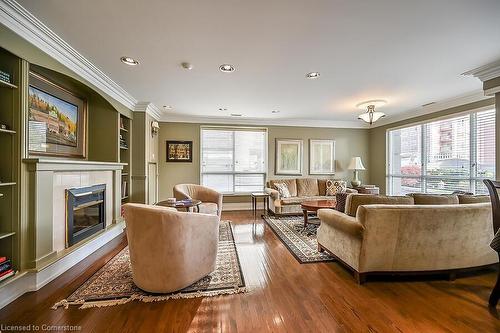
0,128,16,134
120,127,128,132
0,232,15,240
119,115,131,203
0,80,17,89
0,182,16,187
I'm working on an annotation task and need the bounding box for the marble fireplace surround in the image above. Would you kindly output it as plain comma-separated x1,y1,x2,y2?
24,158,126,271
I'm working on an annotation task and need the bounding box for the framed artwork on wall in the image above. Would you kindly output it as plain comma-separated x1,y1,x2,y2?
275,139,303,175
309,139,336,175
166,140,193,162
28,71,87,158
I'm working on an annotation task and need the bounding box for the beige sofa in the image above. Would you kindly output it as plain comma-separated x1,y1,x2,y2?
265,178,357,215
173,184,223,217
317,194,497,283
123,203,219,293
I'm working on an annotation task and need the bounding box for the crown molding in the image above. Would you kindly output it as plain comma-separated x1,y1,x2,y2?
159,114,368,129
462,59,500,82
134,102,162,120
370,90,491,128
0,0,137,110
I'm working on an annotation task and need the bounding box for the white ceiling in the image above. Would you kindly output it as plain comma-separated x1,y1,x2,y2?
16,0,500,125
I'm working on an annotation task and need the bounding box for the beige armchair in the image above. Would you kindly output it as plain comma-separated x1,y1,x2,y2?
173,184,223,217
123,203,219,293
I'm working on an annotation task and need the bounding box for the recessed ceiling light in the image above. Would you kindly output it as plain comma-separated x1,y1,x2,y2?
163,105,173,110
181,62,193,70
272,110,280,113
306,72,320,79
120,56,139,66
218,108,228,111
219,64,235,72
230,113,242,117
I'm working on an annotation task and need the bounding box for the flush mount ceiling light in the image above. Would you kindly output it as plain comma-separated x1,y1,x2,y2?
356,99,387,125
230,113,242,117
120,56,139,66
219,64,235,72
218,107,228,111
163,105,173,110
272,110,280,113
306,72,320,79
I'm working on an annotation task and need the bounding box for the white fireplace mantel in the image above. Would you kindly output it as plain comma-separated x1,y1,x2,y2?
23,158,125,270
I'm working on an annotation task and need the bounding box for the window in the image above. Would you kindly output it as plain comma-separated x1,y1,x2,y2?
387,108,495,195
201,127,267,194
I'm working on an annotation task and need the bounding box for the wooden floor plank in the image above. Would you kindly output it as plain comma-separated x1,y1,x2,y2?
0,210,499,332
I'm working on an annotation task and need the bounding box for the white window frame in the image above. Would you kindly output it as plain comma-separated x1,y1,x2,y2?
386,106,495,195
200,126,268,195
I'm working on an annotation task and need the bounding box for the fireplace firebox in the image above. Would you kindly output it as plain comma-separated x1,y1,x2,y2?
66,184,106,247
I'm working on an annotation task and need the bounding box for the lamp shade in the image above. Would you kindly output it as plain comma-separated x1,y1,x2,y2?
347,157,366,170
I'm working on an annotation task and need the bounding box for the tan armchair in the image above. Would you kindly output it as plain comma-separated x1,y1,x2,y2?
123,203,219,293
174,184,223,217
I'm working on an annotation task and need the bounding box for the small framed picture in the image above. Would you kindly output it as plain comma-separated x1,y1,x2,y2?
166,140,193,162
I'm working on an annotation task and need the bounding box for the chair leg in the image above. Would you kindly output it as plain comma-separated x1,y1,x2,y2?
489,263,500,307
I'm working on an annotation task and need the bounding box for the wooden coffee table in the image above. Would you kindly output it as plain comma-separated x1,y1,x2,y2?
301,200,336,228
156,199,202,212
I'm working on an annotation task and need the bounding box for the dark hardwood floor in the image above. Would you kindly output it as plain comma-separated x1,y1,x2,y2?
1,210,499,332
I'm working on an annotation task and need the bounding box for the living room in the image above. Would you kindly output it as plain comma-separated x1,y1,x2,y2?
1,0,500,332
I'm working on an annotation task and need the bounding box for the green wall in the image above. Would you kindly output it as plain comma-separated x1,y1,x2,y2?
158,122,370,203
368,98,496,194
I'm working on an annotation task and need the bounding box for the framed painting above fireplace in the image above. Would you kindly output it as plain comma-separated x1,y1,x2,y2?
28,71,87,158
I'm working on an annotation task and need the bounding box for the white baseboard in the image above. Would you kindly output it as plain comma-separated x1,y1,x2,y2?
0,222,125,309
222,202,254,211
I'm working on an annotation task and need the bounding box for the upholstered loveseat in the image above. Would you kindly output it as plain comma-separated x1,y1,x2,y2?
317,193,497,283
265,178,357,215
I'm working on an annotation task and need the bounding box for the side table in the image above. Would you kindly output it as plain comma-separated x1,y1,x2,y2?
251,192,270,218
352,186,380,195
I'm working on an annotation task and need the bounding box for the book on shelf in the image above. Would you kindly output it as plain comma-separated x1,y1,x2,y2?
122,181,128,197
0,69,11,84
0,259,12,273
0,269,15,282
120,117,124,129
0,256,7,264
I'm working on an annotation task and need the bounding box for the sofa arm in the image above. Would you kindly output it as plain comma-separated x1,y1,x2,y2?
265,187,280,200
318,208,364,237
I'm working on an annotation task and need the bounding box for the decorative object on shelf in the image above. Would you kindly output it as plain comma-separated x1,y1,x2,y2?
347,156,366,187
309,139,335,175
121,180,128,198
166,140,193,162
275,139,303,175
0,69,11,84
0,123,8,130
119,134,128,149
357,99,387,125
28,71,87,158
120,116,125,129
151,121,160,136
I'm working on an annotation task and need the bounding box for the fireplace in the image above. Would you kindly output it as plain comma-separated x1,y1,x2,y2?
66,184,106,247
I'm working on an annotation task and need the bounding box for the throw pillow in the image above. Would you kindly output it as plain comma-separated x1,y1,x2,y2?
274,183,291,198
326,180,346,196
336,192,349,212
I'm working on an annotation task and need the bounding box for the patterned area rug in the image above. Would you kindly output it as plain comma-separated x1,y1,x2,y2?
53,221,246,309
263,215,334,263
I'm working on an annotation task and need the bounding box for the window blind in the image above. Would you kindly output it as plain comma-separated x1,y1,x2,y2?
201,127,267,194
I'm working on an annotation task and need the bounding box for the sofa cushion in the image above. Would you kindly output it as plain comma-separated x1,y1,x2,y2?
296,178,319,196
345,194,414,217
281,196,332,205
318,179,328,195
458,194,490,204
326,180,347,196
409,193,459,205
269,179,297,197
274,183,291,198
198,202,218,215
